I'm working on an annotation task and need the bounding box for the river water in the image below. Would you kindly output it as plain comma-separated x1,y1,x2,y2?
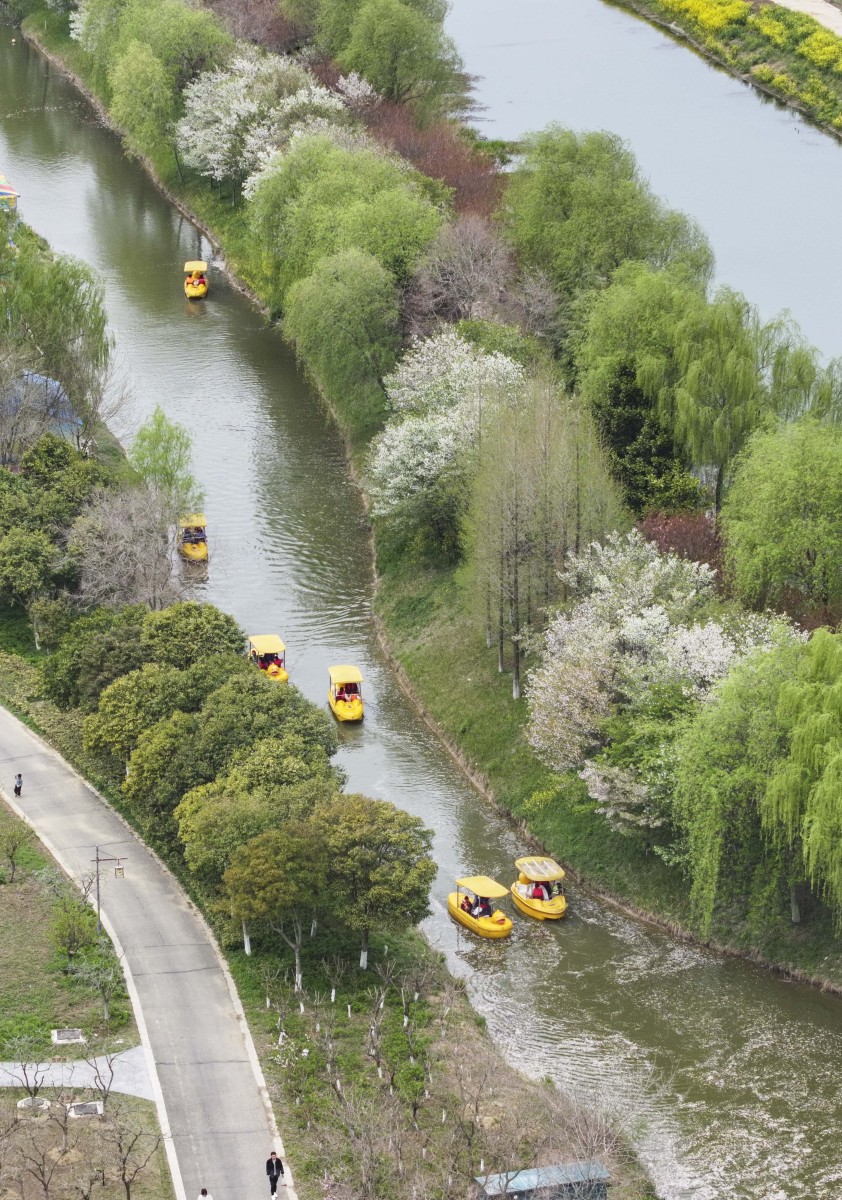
2,22,841,1200
447,0,842,358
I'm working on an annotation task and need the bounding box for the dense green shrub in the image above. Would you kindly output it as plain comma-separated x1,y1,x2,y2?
284,248,400,440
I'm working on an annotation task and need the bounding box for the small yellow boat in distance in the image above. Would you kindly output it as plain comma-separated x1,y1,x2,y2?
247,634,289,682
328,665,363,722
177,514,208,562
447,875,513,939
511,856,567,920
184,260,208,299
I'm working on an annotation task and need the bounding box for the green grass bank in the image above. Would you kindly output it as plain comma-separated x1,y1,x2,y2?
614,0,842,139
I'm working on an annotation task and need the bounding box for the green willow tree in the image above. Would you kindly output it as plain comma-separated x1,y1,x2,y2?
722,419,842,618
575,262,706,513
129,407,202,519
284,249,400,437
763,630,842,924
673,640,800,934
338,0,463,115
647,289,817,510
504,127,713,305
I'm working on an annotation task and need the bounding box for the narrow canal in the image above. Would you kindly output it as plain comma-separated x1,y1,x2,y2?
2,24,841,1200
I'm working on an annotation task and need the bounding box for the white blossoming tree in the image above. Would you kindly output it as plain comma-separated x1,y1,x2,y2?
367,331,526,555
383,328,525,415
176,50,332,193
527,531,802,838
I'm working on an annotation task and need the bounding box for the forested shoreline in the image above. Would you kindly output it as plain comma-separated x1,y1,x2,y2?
7,0,842,989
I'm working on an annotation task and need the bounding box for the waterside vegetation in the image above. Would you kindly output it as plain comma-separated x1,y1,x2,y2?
618,0,842,137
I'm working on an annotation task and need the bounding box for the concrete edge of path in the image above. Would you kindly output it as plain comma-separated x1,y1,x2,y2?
0,708,299,1200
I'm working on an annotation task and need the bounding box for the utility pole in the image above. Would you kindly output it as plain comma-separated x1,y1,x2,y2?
91,846,127,933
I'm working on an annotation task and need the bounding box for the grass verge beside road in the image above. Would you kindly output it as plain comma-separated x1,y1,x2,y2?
0,798,136,1052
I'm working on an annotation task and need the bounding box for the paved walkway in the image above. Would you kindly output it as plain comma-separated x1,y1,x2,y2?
765,0,842,36
0,1046,154,1100
0,706,293,1200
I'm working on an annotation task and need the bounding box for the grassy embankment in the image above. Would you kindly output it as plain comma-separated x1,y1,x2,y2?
615,0,842,138
0,798,135,1049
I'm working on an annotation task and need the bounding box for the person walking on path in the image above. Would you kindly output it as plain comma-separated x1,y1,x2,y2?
13,773,22,797
266,1151,285,1194
197,1189,213,1200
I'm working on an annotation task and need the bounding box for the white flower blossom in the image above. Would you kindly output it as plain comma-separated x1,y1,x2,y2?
527,531,803,770
384,328,525,415
368,408,466,518
335,72,378,109
176,51,325,190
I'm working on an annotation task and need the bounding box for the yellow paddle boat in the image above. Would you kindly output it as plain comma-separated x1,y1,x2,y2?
247,634,289,682
328,665,363,721
510,856,567,920
184,260,208,299
177,514,208,562
447,875,513,939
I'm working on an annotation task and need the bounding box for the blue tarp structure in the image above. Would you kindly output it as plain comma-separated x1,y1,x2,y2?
474,1161,611,1199
0,372,82,464
5,372,81,433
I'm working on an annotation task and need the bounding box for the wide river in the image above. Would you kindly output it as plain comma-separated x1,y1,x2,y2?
2,15,841,1198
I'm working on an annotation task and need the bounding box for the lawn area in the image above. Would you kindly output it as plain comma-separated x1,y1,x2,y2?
0,799,136,1055
0,1090,172,1200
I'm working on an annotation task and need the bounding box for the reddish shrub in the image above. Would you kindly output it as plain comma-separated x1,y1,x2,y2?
362,99,501,216
638,512,723,577
207,0,304,52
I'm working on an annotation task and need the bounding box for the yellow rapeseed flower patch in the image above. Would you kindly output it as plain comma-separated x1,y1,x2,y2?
661,0,750,32
748,10,788,47
798,28,842,70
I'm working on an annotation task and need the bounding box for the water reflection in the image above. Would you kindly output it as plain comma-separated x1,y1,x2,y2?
2,24,842,1199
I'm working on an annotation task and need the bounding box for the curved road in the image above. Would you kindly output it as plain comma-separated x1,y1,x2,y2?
0,706,289,1200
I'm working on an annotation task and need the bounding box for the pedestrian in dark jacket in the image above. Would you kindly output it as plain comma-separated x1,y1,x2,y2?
266,1151,285,1195
13,773,22,798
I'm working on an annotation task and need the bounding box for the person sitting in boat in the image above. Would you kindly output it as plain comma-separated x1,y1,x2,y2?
336,687,348,702
472,897,492,919
460,894,473,914
345,682,358,696
530,881,549,901
193,526,206,541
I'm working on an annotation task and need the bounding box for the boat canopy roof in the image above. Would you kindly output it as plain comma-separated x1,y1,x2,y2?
248,634,286,655
456,875,509,899
515,856,565,882
184,260,207,273
329,665,363,685
179,513,207,528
